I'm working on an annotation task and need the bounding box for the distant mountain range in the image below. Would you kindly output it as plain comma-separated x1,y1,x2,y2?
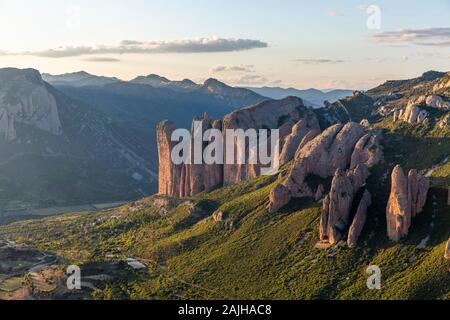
1,69,355,210
43,71,354,107
42,71,120,87
0,68,266,211
246,86,353,107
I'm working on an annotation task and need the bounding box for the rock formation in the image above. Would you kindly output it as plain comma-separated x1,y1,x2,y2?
269,123,383,213
350,133,384,170
268,184,291,213
445,238,450,260
157,120,177,196
284,123,365,197
319,165,370,245
315,184,324,201
280,114,320,164
213,211,224,222
158,97,313,197
402,101,421,123
222,97,306,185
347,190,372,247
397,95,449,126
0,68,62,140
157,114,224,197
426,95,450,110
386,165,430,242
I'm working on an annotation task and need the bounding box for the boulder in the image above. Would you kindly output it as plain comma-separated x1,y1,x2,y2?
347,190,372,247
360,119,370,127
213,211,224,222
268,184,291,214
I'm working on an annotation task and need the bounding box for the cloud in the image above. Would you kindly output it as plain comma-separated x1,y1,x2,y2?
327,10,347,17
357,4,370,11
234,74,269,85
12,37,268,58
293,59,348,65
209,65,255,74
83,57,120,62
372,27,450,47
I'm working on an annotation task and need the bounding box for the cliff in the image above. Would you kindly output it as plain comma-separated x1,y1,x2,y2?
157,97,318,197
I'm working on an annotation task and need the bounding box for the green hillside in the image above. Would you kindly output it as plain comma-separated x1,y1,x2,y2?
0,116,448,300
0,71,449,300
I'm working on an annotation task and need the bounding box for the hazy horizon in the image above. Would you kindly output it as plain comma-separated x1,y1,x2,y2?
0,0,449,90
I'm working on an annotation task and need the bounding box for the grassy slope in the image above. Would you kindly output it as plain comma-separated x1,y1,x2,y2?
0,117,449,300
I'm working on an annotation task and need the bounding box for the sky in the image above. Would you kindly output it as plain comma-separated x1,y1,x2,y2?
0,0,449,89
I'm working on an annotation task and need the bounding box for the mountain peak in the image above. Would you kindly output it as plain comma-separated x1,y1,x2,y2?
203,78,226,87
0,67,43,85
420,70,446,81
145,74,170,83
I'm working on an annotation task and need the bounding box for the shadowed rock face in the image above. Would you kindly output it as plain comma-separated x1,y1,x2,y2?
157,120,177,196
445,239,450,260
347,190,372,247
319,165,370,245
386,165,430,242
157,97,312,197
157,114,223,198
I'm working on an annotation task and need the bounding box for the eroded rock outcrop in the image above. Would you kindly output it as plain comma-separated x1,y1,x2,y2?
157,113,223,197
268,184,291,213
280,114,320,164
222,97,306,185
0,68,62,140
158,97,311,197
445,238,450,260
347,190,372,247
350,133,384,170
284,123,365,198
386,165,430,242
315,184,324,201
318,165,370,245
269,122,383,213
213,211,224,222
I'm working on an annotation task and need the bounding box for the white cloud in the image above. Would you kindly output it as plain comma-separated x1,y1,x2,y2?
293,58,348,65
209,65,255,74
83,57,120,62
357,4,370,11
6,37,268,58
372,27,450,47
327,10,347,17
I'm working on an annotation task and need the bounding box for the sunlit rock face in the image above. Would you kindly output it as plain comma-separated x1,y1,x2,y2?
386,165,429,242
157,97,310,197
0,68,62,141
